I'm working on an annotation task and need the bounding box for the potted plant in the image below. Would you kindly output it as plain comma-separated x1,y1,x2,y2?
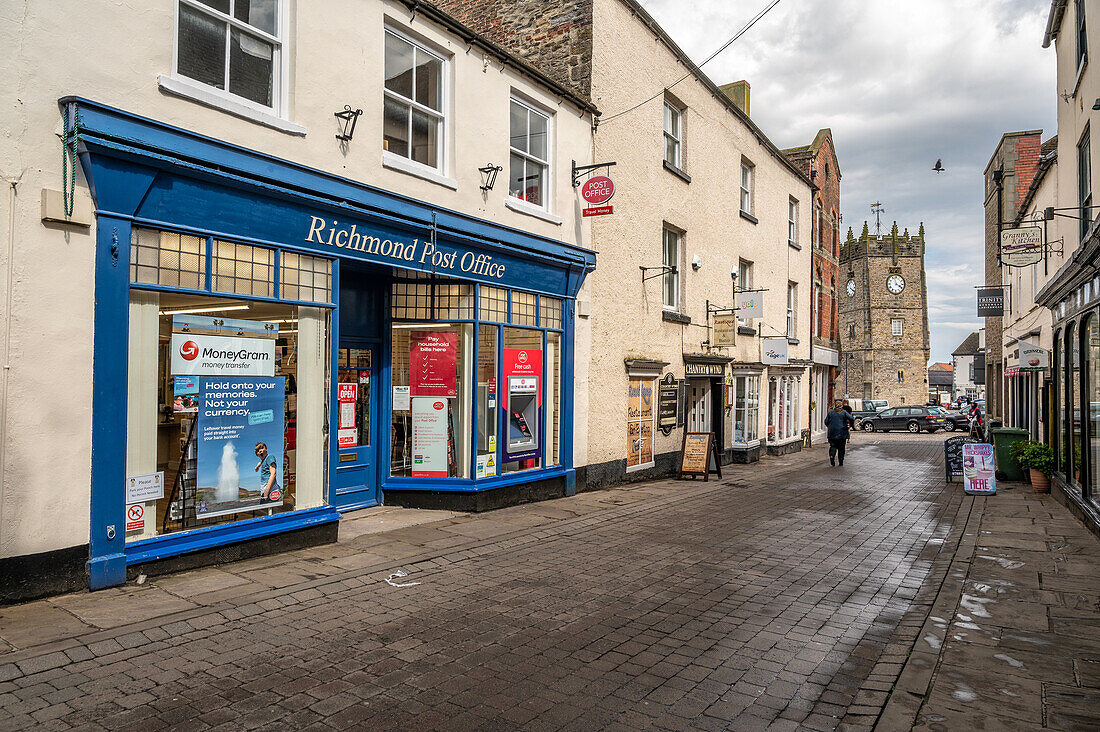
1009,440,1031,483
1017,442,1054,493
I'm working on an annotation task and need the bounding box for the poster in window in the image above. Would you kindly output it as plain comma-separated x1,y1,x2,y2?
410,331,458,397
411,397,449,477
337,383,358,448
173,375,199,413
627,378,654,468
195,376,285,519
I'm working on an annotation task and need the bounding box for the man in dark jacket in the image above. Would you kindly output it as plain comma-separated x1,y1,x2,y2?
824,400,856,466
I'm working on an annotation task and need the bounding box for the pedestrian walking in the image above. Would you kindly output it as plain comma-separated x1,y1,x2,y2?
824,399,856,466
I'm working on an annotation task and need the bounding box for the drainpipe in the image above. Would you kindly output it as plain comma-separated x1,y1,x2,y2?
0,178,18,546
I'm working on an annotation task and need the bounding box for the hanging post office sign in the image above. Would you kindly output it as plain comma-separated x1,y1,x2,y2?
1000,226,1043,267
976,287,1005,317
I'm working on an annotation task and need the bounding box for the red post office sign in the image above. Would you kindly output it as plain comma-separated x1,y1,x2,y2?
582,206,613,217
580,175,615,205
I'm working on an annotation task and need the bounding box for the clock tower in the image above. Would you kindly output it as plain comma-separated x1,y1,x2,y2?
839,221,931,406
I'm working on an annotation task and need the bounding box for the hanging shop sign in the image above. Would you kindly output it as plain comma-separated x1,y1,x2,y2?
1000,226,1044,267
685,362,724,377
410,331,458,398
580,175,615,205
337,383,358,448
657,373,680,435
736,290,762,319
411,398,449,478
582,205,613,217
762,338,789,365
195,376,286,519
976,287,1004,317
962,442,997,495
713,314,737,347
1019,342,1049,371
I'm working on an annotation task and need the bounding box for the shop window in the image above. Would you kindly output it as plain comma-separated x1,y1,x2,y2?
476,325,499,478
509,98,551,208
337,348,371,448
732,374,760,443
125,289,329,542
767,375,801,442
1073,322,1083,486
511,291,538,326
384,28,445,170
1054,331,1062,473
213,240,274,297
627,376,656,471
479,286,508,323
176,0,282,110
390,324,472,478
663,101,682,169
436,283,474,320
1066,322,1076,482
547,332,562,466
131,228,206,288
280,252,332,303
539,296,562,330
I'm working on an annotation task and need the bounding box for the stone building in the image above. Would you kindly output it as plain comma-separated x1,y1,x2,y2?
783,129,841,442
839,223,931,406
428,0,816,481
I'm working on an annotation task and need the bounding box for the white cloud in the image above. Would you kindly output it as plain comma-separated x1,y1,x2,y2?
638,0,1055,362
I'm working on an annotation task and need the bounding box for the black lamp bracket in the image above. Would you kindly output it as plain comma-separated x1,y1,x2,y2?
572,159,617,187
640,265,675,283
478,163,503,191
334,105,363,141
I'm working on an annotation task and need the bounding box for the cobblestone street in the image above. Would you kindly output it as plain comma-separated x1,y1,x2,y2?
2,436,1098,730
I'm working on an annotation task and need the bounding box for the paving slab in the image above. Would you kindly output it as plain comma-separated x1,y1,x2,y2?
47,587,196,630
0,601,93,650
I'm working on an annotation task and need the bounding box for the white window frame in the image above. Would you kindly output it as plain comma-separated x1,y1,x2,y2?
732,373,760,445
737,259,754,326
1079,125,1092,241
383,26,448,176
787,282,797,338
626,376,657,473
814,283,822,338
740,161,754,215
892,319,903,336
166,0,295,129
662,228,680,311
664,101,682,169
788,198,798,246
509,96,553,212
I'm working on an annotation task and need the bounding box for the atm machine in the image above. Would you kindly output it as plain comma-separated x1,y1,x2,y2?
504,375,540,461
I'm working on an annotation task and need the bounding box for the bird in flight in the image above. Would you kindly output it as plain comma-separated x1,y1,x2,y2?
932,159,945,173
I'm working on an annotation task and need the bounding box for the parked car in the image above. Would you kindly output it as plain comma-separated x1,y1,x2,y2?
846,398,889,428
931,406,967,432
860,405,947,433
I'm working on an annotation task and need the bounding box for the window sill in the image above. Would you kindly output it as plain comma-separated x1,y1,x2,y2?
767,434,802,446
788,240,802,251
662,310,691,325
157,75,306,136
730,439,762,449
382,151,459,190
505,196,563,225
740,210,758,225
626,461,656,474
663,160,692,183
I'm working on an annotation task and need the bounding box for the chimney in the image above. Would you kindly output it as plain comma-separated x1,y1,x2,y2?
719,80,750,117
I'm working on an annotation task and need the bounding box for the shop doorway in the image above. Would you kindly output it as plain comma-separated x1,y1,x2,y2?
333,266,386,511
687,379,712,433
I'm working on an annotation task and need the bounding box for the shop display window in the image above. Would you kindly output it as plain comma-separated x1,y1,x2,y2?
125,227,331,543
732,375,760,443
767,375,801,442
626,376,655,471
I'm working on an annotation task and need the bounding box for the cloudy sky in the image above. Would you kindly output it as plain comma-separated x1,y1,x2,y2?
638,0,1057,364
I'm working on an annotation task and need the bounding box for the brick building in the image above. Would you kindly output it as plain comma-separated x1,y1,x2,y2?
983,130,1044,421
839,222,931,406
783,129,841,441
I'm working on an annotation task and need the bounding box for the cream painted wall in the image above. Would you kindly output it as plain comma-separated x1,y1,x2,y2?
575,0,813,471
0,0,593,559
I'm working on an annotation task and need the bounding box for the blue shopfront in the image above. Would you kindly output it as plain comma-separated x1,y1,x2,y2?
69,99,595,590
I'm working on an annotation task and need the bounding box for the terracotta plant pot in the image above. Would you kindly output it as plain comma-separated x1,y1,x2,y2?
1029,468,1050,493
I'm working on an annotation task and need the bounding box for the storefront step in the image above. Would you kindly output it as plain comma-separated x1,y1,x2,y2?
384,474,568,513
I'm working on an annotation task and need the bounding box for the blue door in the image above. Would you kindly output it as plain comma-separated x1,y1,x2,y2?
333,344,380,510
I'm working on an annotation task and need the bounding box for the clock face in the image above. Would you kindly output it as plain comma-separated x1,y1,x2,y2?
886,274,906,294
846,279,856,297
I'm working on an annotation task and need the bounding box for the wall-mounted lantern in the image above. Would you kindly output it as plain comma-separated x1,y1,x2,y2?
479,164,503,191
334,105,363,141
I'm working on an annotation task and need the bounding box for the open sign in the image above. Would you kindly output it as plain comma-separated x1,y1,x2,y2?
580,175,615,205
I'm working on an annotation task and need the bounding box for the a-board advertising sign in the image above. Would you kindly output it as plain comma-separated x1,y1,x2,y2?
580,175,615,205
678,432,721,480
762,337,789,365
977,287,1005,317
195,376,285,518
713,314,737,347
411,397,449,477
337,383,358,448
410,331,458,397
1000,226,1044,267
657,373,679,435
962,442,997,495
